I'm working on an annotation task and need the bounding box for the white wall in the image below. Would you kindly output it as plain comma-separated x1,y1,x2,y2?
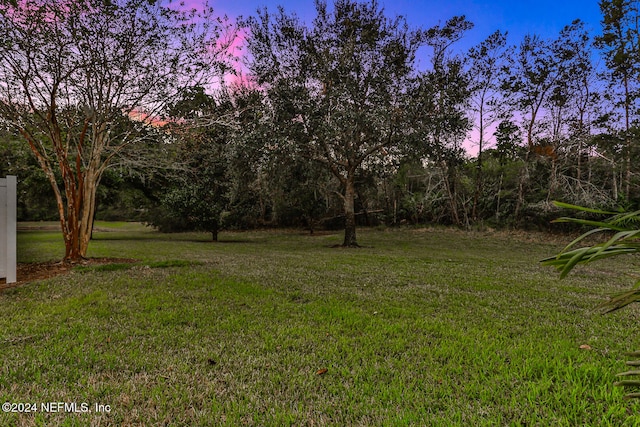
0,176,16,283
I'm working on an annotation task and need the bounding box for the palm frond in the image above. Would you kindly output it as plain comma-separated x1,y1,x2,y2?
544,202,640,401
558,227,610,253
614,351,640,399
541,245,639,278
552,217,627,232
598,281,640,314
609,210,640,228
551,201,621,215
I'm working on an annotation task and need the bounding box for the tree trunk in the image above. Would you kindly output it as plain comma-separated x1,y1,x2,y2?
60,172,99,262
305,216,315,235
211,228,218,242
61,220,83,262
472,104,485,221
495,172,504,221
624,73,631,201
80,169,100,257
576,139,582,181
514,149,532,221
472,155,483,221
54,158,83,262
612,163,619,201
30,159,97,263
441,162,460,226
342,177,358,247
546,157,558,203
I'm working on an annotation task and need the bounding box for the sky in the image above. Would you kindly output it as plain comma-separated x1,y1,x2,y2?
203,0,606,87
208,0,604,53
199,0,606,155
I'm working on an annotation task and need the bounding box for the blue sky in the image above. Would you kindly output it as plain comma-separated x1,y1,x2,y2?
211,0,604,53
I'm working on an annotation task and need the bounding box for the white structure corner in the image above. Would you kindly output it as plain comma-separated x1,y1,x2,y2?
1,176,17,284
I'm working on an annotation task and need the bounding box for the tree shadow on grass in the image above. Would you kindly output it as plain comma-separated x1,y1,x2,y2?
90,234,257,244
192,239,256,244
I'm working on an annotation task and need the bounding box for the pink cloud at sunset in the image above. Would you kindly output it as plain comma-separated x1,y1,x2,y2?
128,109,169,128
163,1,255,88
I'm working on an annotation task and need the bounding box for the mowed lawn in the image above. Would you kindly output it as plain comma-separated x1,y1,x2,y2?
1,224,640,426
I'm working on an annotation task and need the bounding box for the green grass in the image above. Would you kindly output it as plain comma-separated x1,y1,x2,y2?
2,225,640,426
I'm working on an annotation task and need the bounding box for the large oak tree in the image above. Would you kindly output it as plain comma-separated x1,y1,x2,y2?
245,0,425,246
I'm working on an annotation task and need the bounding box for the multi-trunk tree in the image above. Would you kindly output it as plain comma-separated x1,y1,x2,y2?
0,0,226,261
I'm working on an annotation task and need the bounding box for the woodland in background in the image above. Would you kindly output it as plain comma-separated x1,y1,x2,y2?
2,0,640,238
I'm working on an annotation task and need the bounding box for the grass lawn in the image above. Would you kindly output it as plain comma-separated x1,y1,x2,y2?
1,224,640,426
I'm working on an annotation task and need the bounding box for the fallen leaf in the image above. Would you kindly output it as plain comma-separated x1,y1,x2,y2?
579,344,592,350
316,368,328,376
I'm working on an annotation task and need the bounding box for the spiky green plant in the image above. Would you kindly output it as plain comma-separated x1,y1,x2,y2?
542,201,640,399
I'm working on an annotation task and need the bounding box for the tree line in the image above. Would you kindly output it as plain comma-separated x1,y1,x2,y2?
1,0,640,258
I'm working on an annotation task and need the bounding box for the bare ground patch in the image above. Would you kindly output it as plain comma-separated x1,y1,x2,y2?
0,257,138,290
